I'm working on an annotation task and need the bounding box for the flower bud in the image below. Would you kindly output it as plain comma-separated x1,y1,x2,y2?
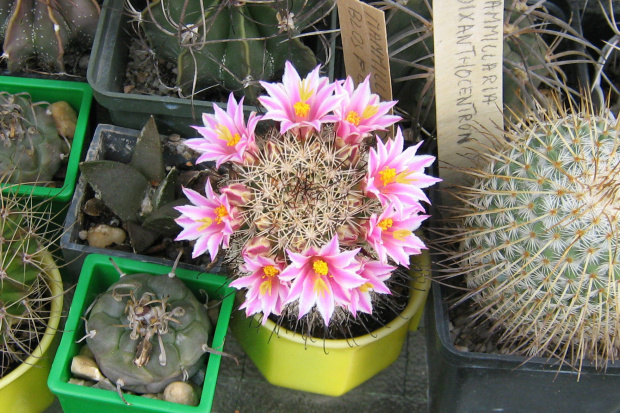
221,183,253,207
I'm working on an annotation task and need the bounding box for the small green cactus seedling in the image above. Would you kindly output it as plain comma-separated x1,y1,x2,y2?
0,0,101,74
84,264,212,395
0,186,63,377
440,95,620,373
126,0,333,102
0,91,77,185
79,117,191,253
372,0,595,135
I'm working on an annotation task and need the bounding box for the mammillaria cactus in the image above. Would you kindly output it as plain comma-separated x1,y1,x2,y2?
0,91,77,184
441,96,620,371
126,0,333,102
371,0,594,135
0,187,62,378
174,62,441,338
0,0,101,74
84,267,213,396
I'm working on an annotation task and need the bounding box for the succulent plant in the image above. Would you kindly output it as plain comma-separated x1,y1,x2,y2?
0,91,77,185
371,0,594,135
0,187,63,378
0,0,101,74
126,0,333,102
84,267,212,394
440,95,620,372
79,117,190,253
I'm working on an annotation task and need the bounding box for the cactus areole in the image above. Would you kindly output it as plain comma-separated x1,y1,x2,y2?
85,271,213,394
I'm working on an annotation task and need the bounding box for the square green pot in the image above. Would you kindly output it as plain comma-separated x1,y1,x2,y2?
48,254,235,413
0,76,93,212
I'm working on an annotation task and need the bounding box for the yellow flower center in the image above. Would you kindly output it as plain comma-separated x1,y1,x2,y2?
197,217,213,231
313,259,329,276
359,282,374,293
378,219,393,231
379,167,396,186
216,124,241,147
294,101,310,118
259,266,280,296
214,205,228,224
346,110,361,126
362,105,379,119
393,229,412,241
263,265,280,278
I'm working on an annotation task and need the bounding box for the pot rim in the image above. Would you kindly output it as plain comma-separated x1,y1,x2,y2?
0,250,63,388
250,250,431,349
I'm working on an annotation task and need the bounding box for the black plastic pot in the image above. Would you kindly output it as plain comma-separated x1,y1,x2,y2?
60,123,216,281
425,279,620,412
87,0,337,137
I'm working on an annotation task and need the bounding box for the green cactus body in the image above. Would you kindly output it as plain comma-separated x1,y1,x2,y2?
86,272,213,394
455,107,620,367
380,0,588,131
0,0,100,73
0,92,67,184
136,0,326,102
0,190,60,377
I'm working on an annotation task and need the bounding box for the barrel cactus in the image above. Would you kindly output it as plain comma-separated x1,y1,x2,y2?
84,270,212,394
372,0,593,134
127,0,333,102
443,97,620,370
0,91,75,184
0,189,61,377
0,0,101,74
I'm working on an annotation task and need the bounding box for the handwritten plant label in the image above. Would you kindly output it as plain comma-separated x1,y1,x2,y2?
433,0,504,185
337,0,392,102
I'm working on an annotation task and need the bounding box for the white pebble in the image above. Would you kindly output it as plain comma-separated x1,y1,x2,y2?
71,355,106,381
163,381,199,406
86,225,126,248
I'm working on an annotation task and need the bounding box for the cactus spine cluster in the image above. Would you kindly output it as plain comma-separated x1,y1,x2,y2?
128,0,332,102
443,97,620,371
0,92,73,185
0,0,101,73
0,188,62,378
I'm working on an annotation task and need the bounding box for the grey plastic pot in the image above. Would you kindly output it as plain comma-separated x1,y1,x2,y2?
60,123,216,281
425,277,620,413
87,0,337,137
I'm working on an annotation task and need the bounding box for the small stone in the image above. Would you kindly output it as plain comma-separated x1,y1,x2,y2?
86,224,126,248
71,355,106,381
79,345,94,359
92,379,117,391
141,393,161,400
453,345,470,353
68,378,91,386
163,381,199,406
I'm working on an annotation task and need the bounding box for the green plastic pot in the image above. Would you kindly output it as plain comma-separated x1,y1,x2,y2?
229,251,431,396
48,254,235,413
0,76,93,213
0,251,63,413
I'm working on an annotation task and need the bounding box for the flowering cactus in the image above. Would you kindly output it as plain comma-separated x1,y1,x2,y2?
175,62,440,335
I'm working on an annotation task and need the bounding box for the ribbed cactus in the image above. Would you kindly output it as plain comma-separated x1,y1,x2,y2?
127,0,332,102
0,189,62,377
85,270,212,394
444,97,620,370
0,91,72,184
374,0,592,134
0,0,101,74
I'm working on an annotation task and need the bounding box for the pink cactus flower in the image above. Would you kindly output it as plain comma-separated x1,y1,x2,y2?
241,236,272,260
347,258,394,316
186,93,260,168
365,128,441,210
258,61,342,136
280,235,365,324
364,204,429,267
230,255,289,324
334,76,401,144
174,179,241,259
